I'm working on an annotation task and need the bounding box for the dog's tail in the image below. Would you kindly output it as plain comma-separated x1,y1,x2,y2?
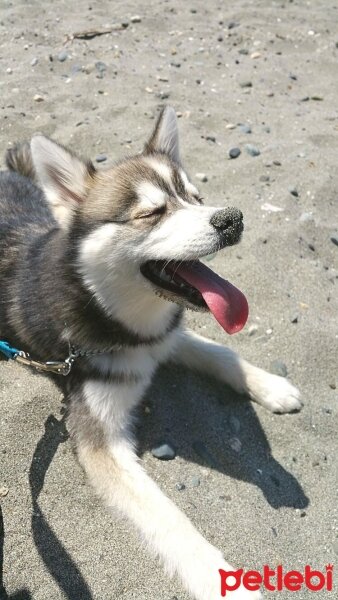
5,142,36,180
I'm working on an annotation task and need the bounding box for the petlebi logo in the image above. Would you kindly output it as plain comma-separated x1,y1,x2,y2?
219,564,334,596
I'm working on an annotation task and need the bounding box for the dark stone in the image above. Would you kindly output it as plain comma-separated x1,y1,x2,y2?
229,147,241,159
330,234,338,247
151,443,176,460
95,154,107,163
245,144,260,157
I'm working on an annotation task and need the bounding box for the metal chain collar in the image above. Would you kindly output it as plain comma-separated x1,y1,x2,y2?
0,340,122,376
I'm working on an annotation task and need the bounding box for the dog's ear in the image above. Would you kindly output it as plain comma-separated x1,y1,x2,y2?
30,135,96,228
144,106,180,163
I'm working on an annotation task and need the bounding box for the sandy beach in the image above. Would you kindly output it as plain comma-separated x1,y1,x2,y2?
0,0,337,598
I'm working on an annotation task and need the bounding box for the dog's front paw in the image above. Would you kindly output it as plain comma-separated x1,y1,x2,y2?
248,370,302,414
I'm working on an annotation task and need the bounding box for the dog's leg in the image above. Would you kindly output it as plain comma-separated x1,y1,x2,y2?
69,391,261,600
171,330,302,413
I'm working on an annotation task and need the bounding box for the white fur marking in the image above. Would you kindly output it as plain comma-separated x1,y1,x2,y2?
141,204,218,259
145,157,174,189
137,181,167,211
78,224,178,337
180,170,199,197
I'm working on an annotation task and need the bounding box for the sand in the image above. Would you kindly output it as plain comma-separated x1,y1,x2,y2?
0,0,337,598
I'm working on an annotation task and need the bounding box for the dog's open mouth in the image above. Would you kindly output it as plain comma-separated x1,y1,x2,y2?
140,260,249,334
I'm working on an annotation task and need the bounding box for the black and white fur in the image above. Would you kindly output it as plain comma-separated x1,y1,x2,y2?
1,107,302,600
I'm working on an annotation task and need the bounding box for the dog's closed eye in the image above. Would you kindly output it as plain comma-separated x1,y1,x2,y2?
136,205,166,219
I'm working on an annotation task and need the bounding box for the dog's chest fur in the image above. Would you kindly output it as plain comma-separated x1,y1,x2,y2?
78,333,178,433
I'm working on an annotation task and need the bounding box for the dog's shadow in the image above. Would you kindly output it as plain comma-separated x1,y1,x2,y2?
0,414,94,600
0,365,308,600
138,364,308,510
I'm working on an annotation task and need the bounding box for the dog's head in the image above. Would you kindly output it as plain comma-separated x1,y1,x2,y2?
30,107,248,335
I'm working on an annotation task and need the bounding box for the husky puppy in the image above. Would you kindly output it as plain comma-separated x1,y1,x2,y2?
1,107,301,600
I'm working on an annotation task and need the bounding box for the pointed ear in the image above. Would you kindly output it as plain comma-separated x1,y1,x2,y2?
30,135,96,228
144,106,180,163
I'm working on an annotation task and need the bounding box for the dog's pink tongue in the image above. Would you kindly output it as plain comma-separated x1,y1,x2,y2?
175,262,249,334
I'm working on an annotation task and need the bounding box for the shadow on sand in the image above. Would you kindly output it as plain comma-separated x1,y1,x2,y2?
1,365,308,599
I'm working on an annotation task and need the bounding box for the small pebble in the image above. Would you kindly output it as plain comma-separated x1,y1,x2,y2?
204,252,216,262
330,234,338,247
259,175,270,182
289,187,299,198
191,477,200,488
0,486,9,497
95,61,107,74
225,123,236,130
238,124,252,134
205,135,216,143
130,15,142,23
229,415,241,434
238,48,249,55
248,324,258,336
33,94,44,102
83,63,95,74
111,22,126,31
329,382,336,390
273,160,281,166
261,203,283,212
229,437,242,453
156,91,170,100
239,81,252,88
57,51,68,62
291,314,299,324
251,51,261,59
6,67,12,74
151,443,176,461
299,212,314,223
95,154,107,163
270,360,288,378
31,57,38,67
229,147,241,159
219,494,232,501
245,144,260,157
176,483,185,491
195,172,208,182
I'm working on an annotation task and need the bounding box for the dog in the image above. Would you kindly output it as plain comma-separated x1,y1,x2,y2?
1,107,302,600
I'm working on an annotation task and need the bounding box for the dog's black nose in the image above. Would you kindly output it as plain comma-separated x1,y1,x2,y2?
210,207,243,246
210,207,243,231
